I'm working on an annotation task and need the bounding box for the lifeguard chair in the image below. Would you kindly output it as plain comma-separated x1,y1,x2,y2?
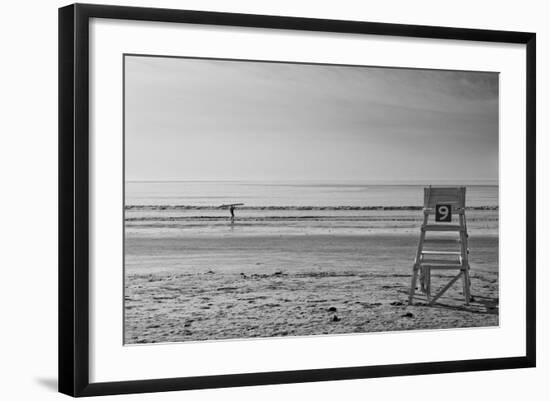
409,186,471,305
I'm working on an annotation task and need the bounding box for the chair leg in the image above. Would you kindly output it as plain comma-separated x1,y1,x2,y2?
430,271,462,306
458,214,471,305
463,267,471,305
409,265,419,304
426,267,431,304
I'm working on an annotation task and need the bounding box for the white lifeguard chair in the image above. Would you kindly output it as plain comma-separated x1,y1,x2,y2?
409,186,471,305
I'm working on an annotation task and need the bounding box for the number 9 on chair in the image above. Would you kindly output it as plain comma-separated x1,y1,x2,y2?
435,204,452,222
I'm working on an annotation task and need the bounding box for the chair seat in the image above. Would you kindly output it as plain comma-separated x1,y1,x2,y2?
422,224,464,232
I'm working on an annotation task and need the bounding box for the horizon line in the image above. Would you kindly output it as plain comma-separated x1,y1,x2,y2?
125,178,499,185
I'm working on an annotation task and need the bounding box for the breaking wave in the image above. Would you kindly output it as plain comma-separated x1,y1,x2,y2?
125,205,498,211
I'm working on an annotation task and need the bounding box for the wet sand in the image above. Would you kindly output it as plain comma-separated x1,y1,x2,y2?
124,233,498,344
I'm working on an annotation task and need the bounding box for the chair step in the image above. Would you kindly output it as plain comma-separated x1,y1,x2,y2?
420,257,463,269
420,264,467,270
420,258,462,266
421,250,461,256
423,238,460,245
422,224,464,232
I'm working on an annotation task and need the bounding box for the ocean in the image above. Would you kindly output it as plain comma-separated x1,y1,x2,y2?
125,180,498,208
124,181,498,237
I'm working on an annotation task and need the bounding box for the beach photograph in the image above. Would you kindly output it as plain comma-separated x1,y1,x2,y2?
123,55,499,344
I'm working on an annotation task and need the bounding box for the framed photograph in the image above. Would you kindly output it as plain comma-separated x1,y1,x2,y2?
58,3,536,397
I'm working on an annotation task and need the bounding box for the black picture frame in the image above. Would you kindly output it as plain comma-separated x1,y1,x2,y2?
59,3,536,397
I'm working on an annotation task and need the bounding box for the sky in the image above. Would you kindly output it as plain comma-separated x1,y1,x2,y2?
124,56,498,183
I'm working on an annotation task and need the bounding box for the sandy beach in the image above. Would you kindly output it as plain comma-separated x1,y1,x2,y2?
124,209,498,344
123,181,499,344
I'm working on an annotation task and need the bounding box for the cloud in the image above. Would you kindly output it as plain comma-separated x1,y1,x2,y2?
125,56,498,182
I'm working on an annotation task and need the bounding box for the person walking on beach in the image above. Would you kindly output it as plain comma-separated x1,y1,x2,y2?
219,203,242,224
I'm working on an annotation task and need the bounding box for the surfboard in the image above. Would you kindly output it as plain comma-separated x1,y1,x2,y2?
218,203,244,208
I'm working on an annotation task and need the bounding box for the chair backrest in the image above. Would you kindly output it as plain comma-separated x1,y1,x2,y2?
424,186,466,209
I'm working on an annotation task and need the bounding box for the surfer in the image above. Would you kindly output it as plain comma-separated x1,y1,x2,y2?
218,203,243,224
